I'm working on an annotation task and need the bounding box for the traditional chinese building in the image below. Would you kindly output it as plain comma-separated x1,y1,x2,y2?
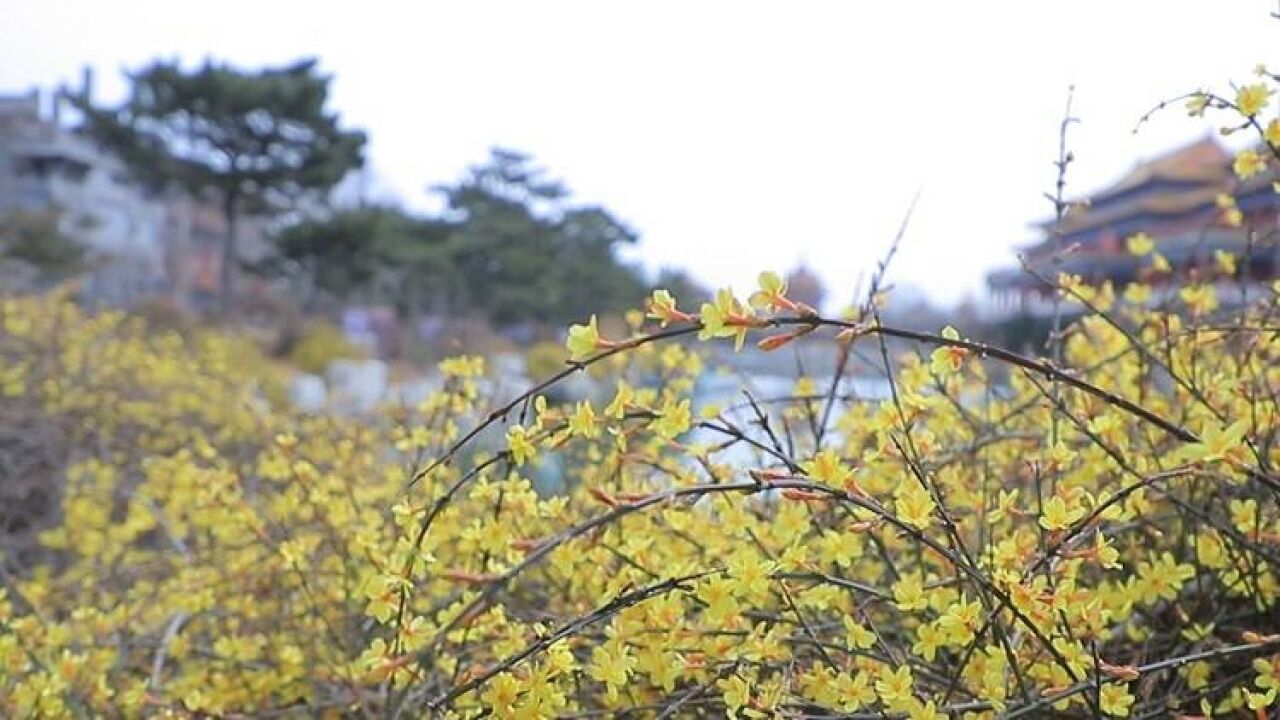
987,136,1279,315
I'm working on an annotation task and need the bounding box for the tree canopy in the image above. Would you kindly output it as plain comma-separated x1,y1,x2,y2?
263,149,649,329
74,57,366,315
261,204,425,311
431,149,646,327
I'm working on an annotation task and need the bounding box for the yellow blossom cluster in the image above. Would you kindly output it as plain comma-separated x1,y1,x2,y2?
2,63,1280,720
3,261,1280,719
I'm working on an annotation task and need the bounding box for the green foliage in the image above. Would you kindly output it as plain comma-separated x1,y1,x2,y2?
259,148,651,330
285,320,365,374
74,58,366,315
0,209,86,281
260,205,430,309
429,148,647,328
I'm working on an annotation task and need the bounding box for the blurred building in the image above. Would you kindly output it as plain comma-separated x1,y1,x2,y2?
161,191,272,314
0,88,165,304
987,137,1279,315
0,81,270,312
785,262,826,312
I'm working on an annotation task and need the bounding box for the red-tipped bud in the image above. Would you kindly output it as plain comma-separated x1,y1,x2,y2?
781,488,827,502
588,486,621,507
442,569,499,585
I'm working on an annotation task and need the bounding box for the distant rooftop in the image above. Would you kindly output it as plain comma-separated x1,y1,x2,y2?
987,135,1279,308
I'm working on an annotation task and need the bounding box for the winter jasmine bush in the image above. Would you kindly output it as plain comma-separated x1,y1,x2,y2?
1,63,1280,720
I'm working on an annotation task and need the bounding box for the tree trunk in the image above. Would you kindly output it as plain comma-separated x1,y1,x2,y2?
220,193,239,319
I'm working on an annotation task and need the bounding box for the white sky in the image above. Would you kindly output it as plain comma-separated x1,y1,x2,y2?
2,1,1278,307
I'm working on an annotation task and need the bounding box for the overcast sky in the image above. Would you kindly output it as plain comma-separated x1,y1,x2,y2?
3,1,1278,307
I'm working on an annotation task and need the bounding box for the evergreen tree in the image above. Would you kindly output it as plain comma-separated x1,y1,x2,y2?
74,58,366,316
431,148,646,327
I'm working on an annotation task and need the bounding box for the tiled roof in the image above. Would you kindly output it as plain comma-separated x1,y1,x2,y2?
1056,186,1223,235
1093,136,1231,199
1031,136,1233,233
991,136,1279,297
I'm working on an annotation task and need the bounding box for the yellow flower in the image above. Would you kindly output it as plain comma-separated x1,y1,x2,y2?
1136,552,1195,602
588,642,636,698
803,450,855,489
820,527,864,568
1040,495,1085,532
605,380,633,419
1237,83,1272,117
1254,655,1280,692
697,576,741,625
699,288,754,351
843,616,877,649
832,671,876,711
1094,533,1121,569
893,572,928,611
1151,251,1173,272
1218,193,1244,227
1234,499,1264,537
909,700,944,720
912,621,945,661
1186,92,1210,116
636,645,681,692
929,326,968,376
1183,419,1250,465
875,665,915,712
1183,660,1211,690
939,597,982,644
986,491,1019,529
566,315,602,361
1234,148,1268,180
1100,683,1135,717
543,637,577,677
568,401,600,439
480,672,523,713
1179,284,1219,315
1180,622,1215,643
1267,118,1280,146
1214,249,1238,276
506,425,538,466
1123,282,1151,305
1126,233,1154,256
1247,688,1277,712
653,398,692,440
895,480,936,530
647,289,691,326
726,550,775,601
1053,636,1091,679
717,675,753,718
749,270,788,311
1196,531,1229,569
